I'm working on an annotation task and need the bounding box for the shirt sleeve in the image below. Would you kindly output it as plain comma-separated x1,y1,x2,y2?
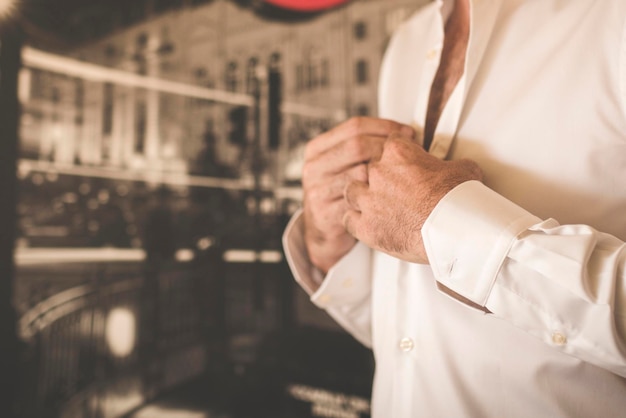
619,13,626,120
283,210,374,348
422,180,626,377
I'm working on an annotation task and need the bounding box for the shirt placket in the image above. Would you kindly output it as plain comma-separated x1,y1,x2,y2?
431,0,503,160
411,2,445,149
413,0,474,160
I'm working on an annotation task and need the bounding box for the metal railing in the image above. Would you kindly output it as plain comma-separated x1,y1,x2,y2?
15,256,211,418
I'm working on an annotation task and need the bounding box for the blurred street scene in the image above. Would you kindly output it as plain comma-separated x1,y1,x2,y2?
0,0,426,417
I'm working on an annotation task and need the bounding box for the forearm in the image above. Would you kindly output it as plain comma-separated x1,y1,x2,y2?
423,181,626,376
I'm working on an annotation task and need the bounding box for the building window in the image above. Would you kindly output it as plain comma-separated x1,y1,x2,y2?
296,64,304,92
136,32,148,49
51,87,60,104
74,78,84,125
354,21,367,40
104,44,117,60
102,83,114,135
356,59,369,85
246,57,259,94
225,61,238,92
29,69,43,99
195,67,207,79
308,64,318,90
135,101,146,153
320,60,329,87
297,54,329,92
134,33,148,75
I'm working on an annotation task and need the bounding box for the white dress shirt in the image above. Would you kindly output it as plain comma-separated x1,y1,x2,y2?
283,0,626,416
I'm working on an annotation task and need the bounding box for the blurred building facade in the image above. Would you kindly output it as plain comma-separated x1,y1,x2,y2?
9,3,434,416
19,0,425,186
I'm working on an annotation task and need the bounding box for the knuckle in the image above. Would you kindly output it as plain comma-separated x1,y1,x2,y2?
345,137,367,160
327,224,347,241
346,116,365,135
305,184,328,204
367,161,379,177
301,162,315,184
458,158,483,180
304,186,320,203
303,141,317,161
342,212,353,233
352,164,368,182
343,180,354,200
383,137,405,157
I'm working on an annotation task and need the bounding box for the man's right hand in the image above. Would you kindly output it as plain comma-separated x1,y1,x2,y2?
302,117,415,274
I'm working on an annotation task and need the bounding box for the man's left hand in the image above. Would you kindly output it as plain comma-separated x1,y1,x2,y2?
343,132,483,264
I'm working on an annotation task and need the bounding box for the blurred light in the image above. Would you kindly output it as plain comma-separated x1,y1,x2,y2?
0,0,18,20
79,183,91,195
116,184,129,196
31,173,44,185
124,211,135,222
258,250,283,263
87,199,99,210
133,406,208,418
45,171,58,182
105,307,136,358
260,197,275,214
88,220,99,232
223,249,256,263
161,142,177,158
287,201,300,215
63,192,78,204
53,201,64,214
223,249,283,264
196,237,213,251
98,189,110,204
17,161,31,179
18,69,31,103
245,196,256,214
175,248,195,262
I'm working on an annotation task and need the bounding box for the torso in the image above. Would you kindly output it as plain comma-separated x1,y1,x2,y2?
373,0,626,416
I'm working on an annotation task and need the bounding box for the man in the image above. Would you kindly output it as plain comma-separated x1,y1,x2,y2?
283,0,626,416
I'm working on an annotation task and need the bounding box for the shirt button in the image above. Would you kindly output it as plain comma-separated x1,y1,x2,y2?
318,294,331,305
342,278,353,288
552,332,567,346
426,48,439,61
399,337,414,352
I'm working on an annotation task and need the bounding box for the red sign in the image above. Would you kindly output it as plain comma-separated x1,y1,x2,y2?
263,0,351,12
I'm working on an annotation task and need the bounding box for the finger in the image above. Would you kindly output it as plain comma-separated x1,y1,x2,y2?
346,163,369,183
387,131,427,150
305,202,350,241
342,209,362,239
344,180,368,211
320,164,369,202
303,136,385,185
305,117,415,160
381,132,429,163
323,134,386,174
